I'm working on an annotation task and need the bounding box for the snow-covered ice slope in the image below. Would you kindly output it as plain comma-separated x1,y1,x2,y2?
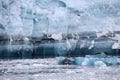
0,0,120,37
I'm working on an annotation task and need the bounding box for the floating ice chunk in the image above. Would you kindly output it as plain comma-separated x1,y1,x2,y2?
105,57,118,65
94,61,106,67
75,57,118,66
75,57,96,66
51,33,62,41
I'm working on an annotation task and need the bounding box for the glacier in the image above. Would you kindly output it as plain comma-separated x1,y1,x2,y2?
0,0,120,36
1,1,120,80
0,0,120,59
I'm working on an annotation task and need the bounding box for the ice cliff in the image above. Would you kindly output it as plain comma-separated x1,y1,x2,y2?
0,0,120,37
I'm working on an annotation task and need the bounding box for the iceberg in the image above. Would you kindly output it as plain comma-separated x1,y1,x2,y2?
75,56,118,66
57,56,119,66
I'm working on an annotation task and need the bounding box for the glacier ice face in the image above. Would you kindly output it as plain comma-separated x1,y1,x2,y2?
0,0,120,36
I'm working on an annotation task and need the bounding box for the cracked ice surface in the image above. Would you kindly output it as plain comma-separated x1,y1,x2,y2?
0,0,120,36
0,58,120,80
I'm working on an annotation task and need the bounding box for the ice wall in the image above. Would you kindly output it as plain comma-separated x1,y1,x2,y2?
0,0,120,37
